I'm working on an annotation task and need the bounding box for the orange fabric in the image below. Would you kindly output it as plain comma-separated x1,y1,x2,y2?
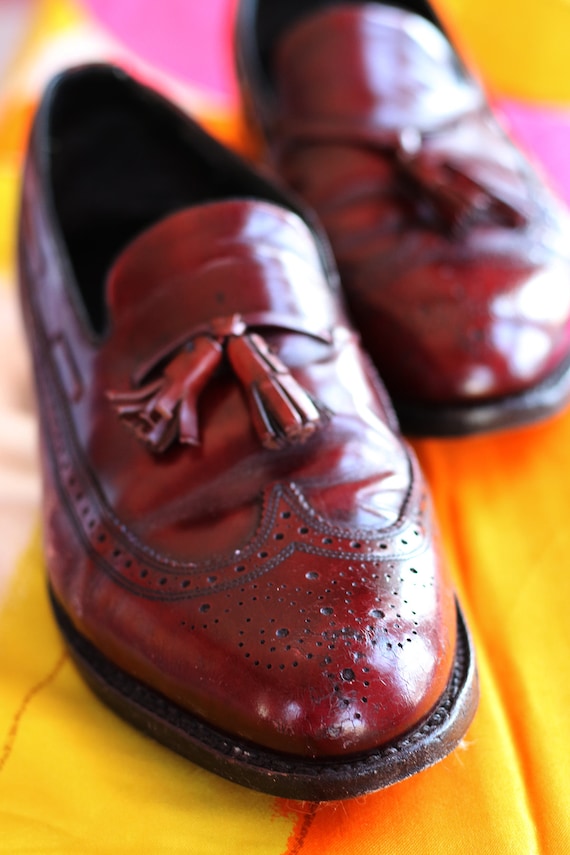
277,420,570,853
1,1,570,853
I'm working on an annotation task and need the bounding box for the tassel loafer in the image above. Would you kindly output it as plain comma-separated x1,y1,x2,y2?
236,0,570,435
19,64,477,800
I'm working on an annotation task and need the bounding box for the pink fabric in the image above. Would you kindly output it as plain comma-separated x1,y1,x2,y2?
498,98,570,205
83,0,239,104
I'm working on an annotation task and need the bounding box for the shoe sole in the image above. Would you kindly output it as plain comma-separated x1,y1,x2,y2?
396,353,570,437
49,586,478,801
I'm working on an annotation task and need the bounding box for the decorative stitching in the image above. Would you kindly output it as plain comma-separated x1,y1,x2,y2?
24,247,433,604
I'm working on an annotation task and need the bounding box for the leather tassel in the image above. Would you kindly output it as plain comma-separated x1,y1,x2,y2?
398,149,528,233
109,313,334,454
108,337,223,452
280,119,529,233
227,333,330,449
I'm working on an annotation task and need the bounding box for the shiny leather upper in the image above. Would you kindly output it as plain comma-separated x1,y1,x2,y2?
244,2,570,407
20,66,457,758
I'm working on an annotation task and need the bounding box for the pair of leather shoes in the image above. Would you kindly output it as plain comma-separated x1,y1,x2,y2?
19,0,568,801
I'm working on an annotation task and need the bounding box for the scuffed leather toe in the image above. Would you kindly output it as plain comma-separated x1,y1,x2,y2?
351,254,570,407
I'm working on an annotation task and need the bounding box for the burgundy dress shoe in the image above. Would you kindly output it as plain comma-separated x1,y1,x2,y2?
236,0,570,435
19,64,476,800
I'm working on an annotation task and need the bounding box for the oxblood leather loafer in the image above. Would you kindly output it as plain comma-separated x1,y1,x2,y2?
236,0,570,435
19,64,477,800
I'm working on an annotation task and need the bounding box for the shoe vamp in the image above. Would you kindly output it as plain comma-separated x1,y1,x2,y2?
81,342,411,561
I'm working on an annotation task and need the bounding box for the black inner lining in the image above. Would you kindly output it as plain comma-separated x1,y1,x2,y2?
48,69,287,334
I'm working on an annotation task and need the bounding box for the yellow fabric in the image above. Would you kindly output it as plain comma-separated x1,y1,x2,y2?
0,160,20,286
440,0,570,104
1,1,570,853
0,534,296,853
